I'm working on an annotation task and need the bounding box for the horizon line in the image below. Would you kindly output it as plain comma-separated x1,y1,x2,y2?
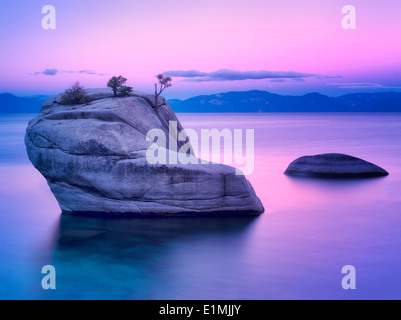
2,88,401,101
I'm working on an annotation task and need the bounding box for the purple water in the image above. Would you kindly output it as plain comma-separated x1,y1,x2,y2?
1,113,400,299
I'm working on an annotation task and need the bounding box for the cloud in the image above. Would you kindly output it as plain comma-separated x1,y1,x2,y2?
30,68,58,76
269,79,286,83
29,69,106,76
164,69,338,82
76,70,107,76
43,68,58,76
327,82,401,89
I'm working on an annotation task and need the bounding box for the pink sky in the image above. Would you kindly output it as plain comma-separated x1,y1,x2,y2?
1,0,400,98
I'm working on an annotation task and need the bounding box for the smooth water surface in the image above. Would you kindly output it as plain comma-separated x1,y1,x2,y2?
0,113,400,299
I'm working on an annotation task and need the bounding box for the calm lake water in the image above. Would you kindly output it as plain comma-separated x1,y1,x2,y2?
1,113,401,300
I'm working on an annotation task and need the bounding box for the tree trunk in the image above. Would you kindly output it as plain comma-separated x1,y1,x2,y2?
154,84,158,109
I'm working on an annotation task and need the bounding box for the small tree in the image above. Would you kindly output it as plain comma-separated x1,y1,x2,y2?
107,76,133,97
117,85,133,97
60,82,91,105
154,74,172,108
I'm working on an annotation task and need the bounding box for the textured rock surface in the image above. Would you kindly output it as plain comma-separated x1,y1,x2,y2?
285,153,389,178
25,88,264,216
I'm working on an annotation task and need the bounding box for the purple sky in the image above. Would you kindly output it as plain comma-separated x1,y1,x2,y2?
1,0,401,99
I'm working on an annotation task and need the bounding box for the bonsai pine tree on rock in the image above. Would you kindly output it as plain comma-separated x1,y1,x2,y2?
59,82,91,105
154,74,172,108
107,76,133,97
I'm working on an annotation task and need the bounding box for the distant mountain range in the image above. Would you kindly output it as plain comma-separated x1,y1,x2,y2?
1,90,401,113
168,90,401,112
0,93,49,113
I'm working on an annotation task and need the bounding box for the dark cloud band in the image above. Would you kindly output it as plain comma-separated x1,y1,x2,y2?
164,69,336,82
29,69,106,76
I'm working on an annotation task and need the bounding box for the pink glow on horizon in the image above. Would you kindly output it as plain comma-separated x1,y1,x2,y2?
1,0,401,98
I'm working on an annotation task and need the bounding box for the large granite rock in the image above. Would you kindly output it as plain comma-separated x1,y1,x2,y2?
284,153,389,178
25,88,264,216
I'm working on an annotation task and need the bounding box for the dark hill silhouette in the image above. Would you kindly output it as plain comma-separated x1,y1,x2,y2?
0,93,48,113
2,90,401,113
168,90,401,112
